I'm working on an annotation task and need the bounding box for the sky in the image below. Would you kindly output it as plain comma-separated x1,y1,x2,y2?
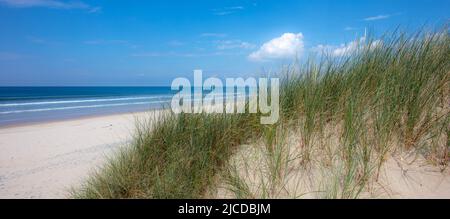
0,0,448,86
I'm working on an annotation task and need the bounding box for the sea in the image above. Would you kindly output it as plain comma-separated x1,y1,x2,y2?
0,87,175,126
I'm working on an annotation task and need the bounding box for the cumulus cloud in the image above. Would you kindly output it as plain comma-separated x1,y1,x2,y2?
248,33,304,61
0,0,101,12
313,37,381,57
333,37,366,56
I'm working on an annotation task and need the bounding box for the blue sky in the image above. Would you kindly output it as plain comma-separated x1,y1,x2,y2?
0,0,448,86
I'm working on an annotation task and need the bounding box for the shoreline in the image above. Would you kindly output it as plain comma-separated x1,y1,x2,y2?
0,109,165,198
0,107,168,129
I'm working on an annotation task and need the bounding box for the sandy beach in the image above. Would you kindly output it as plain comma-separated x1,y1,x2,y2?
0,111,158,199
1,108,449,199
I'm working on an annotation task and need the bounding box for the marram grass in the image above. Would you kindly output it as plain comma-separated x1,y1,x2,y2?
72,28,449,199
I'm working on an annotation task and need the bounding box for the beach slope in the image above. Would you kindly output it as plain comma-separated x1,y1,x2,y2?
0,112,152,198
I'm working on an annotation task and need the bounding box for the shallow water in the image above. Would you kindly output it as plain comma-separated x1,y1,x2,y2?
0,87,174,126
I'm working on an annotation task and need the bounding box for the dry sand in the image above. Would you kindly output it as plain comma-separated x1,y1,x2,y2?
1,109,448,199
209,128,450,199
0,111,160,199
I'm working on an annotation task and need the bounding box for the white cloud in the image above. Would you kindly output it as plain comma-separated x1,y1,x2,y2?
364,12,402,21
313,37,381,57
211,6,244,16
216,40,255,50
248,33,304,61
225,6,244,10
363,14,391,21
0,0,101,12
88,6,101,13
344,26,356,31
332,39,364,56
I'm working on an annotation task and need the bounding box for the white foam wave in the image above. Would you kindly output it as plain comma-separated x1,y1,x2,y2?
0,100,168,115
0,94,248,115
0,95,171,107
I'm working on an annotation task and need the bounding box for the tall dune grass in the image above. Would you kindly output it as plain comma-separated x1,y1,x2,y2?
72,28,449,199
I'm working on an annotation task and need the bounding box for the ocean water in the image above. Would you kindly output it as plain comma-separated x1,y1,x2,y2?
0,87,175,126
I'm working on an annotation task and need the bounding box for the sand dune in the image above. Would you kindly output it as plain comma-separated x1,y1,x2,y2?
1,109,449,199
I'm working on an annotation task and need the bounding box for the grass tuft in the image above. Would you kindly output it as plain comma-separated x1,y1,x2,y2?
72,27,450,199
